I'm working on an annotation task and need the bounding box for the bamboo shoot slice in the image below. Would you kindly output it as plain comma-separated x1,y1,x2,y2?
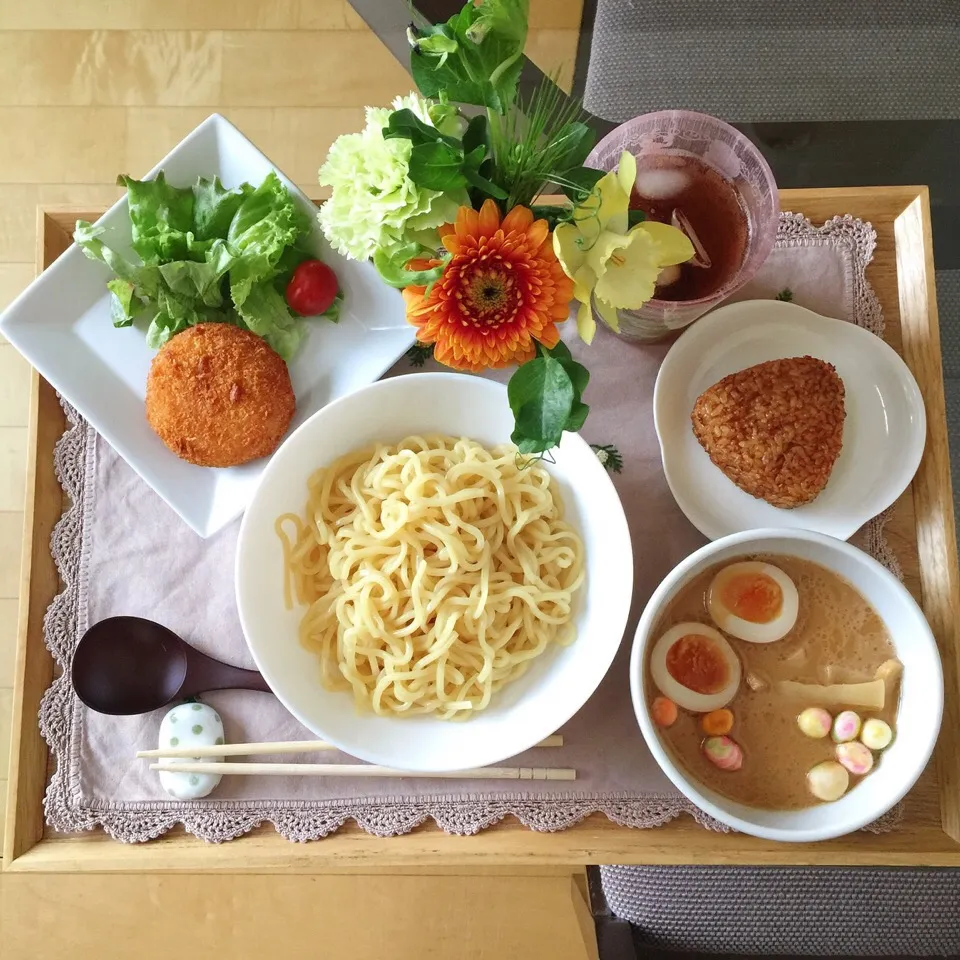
776,678,885,710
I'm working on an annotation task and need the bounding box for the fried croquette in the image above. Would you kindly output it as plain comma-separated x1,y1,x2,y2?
146,323,295,467
691,356,845,508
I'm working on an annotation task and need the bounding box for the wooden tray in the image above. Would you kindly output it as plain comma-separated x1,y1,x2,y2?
5,186,960,873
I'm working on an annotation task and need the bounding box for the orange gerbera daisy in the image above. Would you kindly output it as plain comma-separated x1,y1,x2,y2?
402,199,574,371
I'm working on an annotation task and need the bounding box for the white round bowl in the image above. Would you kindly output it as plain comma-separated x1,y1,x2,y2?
237,372,633,772
629,528,943,842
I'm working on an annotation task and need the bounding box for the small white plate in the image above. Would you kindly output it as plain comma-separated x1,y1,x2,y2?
0,114,414,538
653,300,926,540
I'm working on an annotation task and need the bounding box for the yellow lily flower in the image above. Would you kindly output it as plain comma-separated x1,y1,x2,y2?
552,150,694,343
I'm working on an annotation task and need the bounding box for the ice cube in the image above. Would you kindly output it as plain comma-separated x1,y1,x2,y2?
633,168,690,200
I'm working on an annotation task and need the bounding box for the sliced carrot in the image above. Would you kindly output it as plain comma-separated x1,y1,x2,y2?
701,708,734,736
652,696,678,727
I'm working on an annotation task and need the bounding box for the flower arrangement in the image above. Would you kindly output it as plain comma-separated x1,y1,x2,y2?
317,0,692,454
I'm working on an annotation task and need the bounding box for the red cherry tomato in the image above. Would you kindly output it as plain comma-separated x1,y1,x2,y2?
285,259,338,316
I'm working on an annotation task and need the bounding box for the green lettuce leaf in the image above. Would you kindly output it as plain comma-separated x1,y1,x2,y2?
228,171,310,308
145,288,236,350
320,288,343,323
192,177,253,241
235,281,304,361
157,239,236,308
107,278,137,328
118,172,195,264
80,170,320,363
74,220,160,295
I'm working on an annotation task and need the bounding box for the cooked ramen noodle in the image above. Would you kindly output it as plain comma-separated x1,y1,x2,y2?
276,435,586,719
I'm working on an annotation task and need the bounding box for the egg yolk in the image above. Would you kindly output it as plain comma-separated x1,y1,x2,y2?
719,572,782,623
665,634,730,694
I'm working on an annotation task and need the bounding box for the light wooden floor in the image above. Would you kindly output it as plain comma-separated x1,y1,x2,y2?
0,1,581,847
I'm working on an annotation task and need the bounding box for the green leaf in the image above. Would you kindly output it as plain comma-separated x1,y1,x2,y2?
382,108,450,147
627,209,646,227
427,95,462,137
192,176,251,241
406,341,435,367
416,31,458,67
590,443,623,473
74,220,162,300
544,339,571,361
107,278,136,328
373,243,446,288
319,288,343,323
407,141,468,192
564,399,590,432
775,288,794,302
84,170,315,362
541,340,590,398
157,239,235,308
235,280,304,361
228,171,307,308
409,0,529,113
549,123,595,171
118,171,195,264
461,114,489,156
508,355,574,450
462,166,508,200
559,166,605,203
515,434,550,455
560,356,589,397
144,288,234,350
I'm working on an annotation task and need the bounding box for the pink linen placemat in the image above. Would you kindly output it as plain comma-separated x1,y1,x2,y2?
40,213,902,842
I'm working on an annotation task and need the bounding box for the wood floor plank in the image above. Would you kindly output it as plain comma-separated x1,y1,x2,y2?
0,265,35,344
124,106,364,187
0,31,222,106
0,428,27,512
0,778,6,851
0,687,12,781
0,0,353,31
0,513,24,598
0,263,34,309
0,184,123,262
0,108,128,182
1,873,596,960
0,599,17,688
221,31,409,107
0,346,33,428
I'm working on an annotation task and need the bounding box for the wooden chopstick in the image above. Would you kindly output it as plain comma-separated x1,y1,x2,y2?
150,762,576,781
138,733,563,760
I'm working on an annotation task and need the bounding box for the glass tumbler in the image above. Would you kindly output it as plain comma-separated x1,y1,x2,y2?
585,110,779,342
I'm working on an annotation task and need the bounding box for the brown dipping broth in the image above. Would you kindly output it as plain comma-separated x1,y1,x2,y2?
629,153,749,303
645,556,899,810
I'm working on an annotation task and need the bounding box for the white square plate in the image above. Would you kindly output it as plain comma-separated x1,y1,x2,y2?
0,114,415,537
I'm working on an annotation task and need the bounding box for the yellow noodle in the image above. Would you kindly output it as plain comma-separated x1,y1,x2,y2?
275,435,586,720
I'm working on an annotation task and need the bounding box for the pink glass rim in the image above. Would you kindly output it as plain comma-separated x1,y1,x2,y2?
587,109,780,309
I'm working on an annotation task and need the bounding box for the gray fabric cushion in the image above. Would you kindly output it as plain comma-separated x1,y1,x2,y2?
937,269,960,535
584,1,960,123
600,864,960,956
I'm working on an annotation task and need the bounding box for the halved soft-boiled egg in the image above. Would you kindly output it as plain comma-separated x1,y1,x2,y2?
649,623,741,712
707,561,798,643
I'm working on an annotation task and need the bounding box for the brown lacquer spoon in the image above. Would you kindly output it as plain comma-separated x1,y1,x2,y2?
71,616,271,715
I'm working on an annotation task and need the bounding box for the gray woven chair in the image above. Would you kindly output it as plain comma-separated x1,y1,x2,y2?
584,3,960,956
598,865,960,957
